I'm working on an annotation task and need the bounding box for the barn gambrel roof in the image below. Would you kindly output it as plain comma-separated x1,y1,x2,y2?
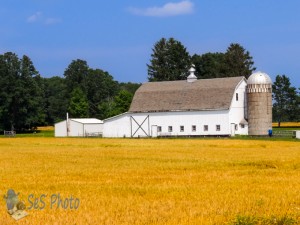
129,76,245,113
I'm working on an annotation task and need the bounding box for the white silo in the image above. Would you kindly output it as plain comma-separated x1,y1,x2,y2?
247,71,272,135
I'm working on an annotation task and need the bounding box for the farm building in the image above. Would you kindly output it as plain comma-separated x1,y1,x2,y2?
103,68,272,138
55,118,103,137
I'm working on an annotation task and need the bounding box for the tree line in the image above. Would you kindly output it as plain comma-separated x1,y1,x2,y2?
0,52,140,131
0,38,299,131
148,37,256,81
147,38,299,125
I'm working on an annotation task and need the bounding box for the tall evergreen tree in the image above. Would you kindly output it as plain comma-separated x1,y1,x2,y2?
0,52,45,130
272,75,299,126
147,37,191,81
224,43,256,79
0,52,20,130
19,55,45,128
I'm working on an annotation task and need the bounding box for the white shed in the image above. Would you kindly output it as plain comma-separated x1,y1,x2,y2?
55,118,103,137
103,68,249,138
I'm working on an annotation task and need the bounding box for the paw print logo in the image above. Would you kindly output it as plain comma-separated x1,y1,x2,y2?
3,189,28,221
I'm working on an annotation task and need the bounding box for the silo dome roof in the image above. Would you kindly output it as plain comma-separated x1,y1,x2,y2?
247,71,272,85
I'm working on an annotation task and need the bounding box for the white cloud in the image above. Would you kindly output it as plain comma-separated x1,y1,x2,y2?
27,12,61,25
128,0,194,17
27,12,42,23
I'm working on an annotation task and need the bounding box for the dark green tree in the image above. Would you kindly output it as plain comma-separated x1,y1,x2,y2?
147,37,191,81
31,72,46,127
272,75,299,126
97,90,133,120
191,52,225,79
63,60,121,119
64,59,89,93
97,97,115,120
0,52,45,131
19,55,45,129
68,87,89,118
224,43,256,79
298,88,300,121
0,52,20,130
85,69,119,118
112,90,133,115
119,82,141,95
44,76,68,124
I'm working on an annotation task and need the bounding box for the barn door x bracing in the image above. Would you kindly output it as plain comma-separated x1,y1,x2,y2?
130,115,150,137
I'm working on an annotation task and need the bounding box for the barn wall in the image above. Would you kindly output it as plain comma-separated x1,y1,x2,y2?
103,111,230,138
229,80,248,135
69,121,84,137
134,111,229,137
103,114,131,138
83,124,103,135
54,121,67,137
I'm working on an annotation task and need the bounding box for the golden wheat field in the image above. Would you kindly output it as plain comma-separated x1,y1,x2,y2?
272,122,300,127
36,126,54,131
0,138,300,225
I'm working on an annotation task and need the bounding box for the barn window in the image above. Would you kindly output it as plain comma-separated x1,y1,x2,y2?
180,126,184,132
204,125,208,131
236,93,239,101
168,126,173,132
192,125,196,132
241,124,245,129
216,125,221,131
157,126,162,132
235,124,238,130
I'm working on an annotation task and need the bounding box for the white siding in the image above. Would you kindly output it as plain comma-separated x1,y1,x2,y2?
55,119,103,137
103,110,230,138
296,131,300,139
54,121,67,137
141,111,229,136
69,120,84,136
103,114,131,138
228,80,248,135
84,124,103,135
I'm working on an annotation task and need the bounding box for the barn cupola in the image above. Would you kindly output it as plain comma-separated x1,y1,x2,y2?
187,65,197,83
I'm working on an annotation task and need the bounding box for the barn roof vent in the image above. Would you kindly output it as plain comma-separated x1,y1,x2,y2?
187,65,197,83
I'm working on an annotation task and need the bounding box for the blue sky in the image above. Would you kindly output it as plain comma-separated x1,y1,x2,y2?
1,0,299,87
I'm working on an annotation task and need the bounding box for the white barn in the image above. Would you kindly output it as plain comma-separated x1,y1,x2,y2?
55,118,103,137
103,68,249,138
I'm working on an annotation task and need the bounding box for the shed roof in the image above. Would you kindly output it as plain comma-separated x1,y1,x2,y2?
129,76,245,113
70,118,103,124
